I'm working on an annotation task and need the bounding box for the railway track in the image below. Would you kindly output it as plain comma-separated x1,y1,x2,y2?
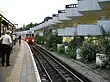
30,43,92,82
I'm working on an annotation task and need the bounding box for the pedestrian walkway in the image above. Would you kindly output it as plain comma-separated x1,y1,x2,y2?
0,40,41,82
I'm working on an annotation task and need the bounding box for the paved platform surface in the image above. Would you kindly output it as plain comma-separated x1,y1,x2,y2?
0,41,41,82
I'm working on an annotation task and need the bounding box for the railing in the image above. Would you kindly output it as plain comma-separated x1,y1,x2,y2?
65,4,78,8
58,10,66,13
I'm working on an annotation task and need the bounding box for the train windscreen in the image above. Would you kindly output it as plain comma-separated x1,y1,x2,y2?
32,34,34,37
26,34,29,37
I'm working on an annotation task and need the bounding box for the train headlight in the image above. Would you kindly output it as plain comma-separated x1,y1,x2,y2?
32,39,34,42
26,39,29,42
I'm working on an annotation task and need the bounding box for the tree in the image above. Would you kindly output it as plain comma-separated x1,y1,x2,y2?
25,22,38,30
16,22,38,31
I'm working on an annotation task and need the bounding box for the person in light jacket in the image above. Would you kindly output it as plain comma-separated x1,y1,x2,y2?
12,34,17,46
1,30,12,66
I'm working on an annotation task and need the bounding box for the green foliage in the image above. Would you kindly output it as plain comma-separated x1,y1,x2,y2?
64,47,76,59
80,37,106,63
57,39,76,59
67,39,76,59
56,36,63,44
69,39,76,50
43,27,63,51
80,36,110,68
80,42,96,62
36,36,45,44
43,27,52,36
104,36,110,67
43,28,62,52
58,45,65,54
17,22,38,31
45,35,57,51
25,22,38,30
106,55,110,68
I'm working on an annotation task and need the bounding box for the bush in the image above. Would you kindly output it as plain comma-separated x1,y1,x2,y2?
58,45,65,54
80,36,110,63
36,36,45,44
80,38,100,63
80,42,95,62
45,35,58,51
65,48,76,59
105,36,110,68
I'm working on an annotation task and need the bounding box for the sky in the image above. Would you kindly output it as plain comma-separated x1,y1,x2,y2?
0,0,77,28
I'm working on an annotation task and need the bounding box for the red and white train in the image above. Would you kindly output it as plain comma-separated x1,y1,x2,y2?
24,33,35,44
24,30,36,44
15,30,36,44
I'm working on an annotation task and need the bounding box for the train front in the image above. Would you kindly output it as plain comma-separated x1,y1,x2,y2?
25,33,35,44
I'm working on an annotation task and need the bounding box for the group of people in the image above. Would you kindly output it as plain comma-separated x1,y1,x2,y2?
0,30,21,67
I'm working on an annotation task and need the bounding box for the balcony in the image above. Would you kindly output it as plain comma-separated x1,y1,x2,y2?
65,27,76,36
58,10,71,21
37,29,44,36
57,29,65,36
52,14,62,23
31,23,45,31
40,23,45,28
32,25,39,31
97,20,110,34
57,27,76,36
65,4,83,19
76,24,103,36
44,21,50,27
37,24,42,29
98,0,110,10
78,0,102,15
47,19,56,26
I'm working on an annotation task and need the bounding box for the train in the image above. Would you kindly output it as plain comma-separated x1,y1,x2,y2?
24,30,36,44
15,30,36,44
24,32,35,44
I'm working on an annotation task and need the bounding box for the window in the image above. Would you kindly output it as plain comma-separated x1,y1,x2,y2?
26,34,29,37
32,34,34,37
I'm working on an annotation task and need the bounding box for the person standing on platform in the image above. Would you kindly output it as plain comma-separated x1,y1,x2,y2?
12,34,17,46
1,30,12,66
18,35,21,45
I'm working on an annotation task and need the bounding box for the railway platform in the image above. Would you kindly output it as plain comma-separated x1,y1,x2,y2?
0,40,41,82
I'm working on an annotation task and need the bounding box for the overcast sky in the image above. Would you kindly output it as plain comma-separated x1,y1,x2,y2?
0,0,77,27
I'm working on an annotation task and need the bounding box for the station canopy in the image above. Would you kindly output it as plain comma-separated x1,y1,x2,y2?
76,24,103,36
58,27,76,36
